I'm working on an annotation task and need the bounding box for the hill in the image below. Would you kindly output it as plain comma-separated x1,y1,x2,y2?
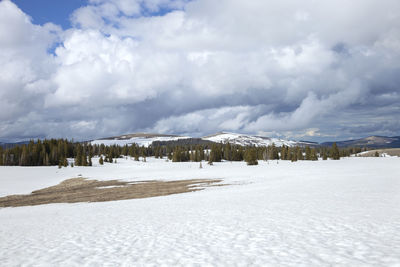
90,133,191,147
90,132,315,147
321,136,400,148
202,132,316,147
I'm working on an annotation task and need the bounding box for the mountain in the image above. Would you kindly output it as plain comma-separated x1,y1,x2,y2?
0,141,30,149
202,132,316,147
4,134,399,149
91,132,315,147
90,133,191,147
4,133,400,149
321,136,400,148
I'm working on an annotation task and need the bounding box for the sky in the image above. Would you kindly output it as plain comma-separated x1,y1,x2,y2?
0,0,400,142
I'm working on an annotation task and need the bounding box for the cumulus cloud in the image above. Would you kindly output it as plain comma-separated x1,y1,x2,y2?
0,0,400,142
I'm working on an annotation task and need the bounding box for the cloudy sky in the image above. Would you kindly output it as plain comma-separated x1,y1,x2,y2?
1,0,400,142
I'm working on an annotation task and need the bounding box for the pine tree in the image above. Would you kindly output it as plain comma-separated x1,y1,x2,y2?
281,146,287,160
209,144,222,162
322,150,328,160
330,143,340,160
305,146,312,160
310,148,318,161
296,147,304,160
75,146,82,166
244,148,258,165
172,147,181,162
224,143,232,161
269,144,279,160
99,156,104,165
290,147,297,162
82,155,87,166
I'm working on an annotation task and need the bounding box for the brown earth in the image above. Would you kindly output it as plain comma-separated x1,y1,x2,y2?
358,148,400,157
0,178,223,208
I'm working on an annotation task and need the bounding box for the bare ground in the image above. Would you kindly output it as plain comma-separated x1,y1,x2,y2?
0,178,223,208
358,148,400,157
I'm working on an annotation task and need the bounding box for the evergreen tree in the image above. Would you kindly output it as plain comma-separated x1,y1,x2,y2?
244,148,258,165
209,144,222,162
330,143,340,160
172,147,182,162
75,146,82,166
289,147,297,162
99,156,104,165
281,146,287,160
310,148,318,161
224,143,232,161
269,144,279,160
305,146,312,160
296,147,304,160
322,149,328,160
82,155,88,166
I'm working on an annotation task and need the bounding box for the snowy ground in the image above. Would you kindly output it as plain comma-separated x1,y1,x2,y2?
1,157,400,266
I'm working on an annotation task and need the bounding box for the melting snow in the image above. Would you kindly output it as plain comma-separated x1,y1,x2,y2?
0,157,399,266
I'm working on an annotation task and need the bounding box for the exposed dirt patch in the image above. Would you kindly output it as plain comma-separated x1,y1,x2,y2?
0,178,223,207
358,148,400,157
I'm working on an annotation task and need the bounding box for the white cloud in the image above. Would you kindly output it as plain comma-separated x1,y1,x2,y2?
1,0,400,141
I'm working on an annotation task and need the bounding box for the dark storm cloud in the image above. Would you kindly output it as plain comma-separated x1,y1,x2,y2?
0,0,400,142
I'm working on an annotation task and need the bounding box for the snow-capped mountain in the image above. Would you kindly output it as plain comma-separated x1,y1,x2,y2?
91,132,314,147
90,133,190,147
202,132,314,147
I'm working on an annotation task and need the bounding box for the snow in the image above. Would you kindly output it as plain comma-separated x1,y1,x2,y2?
203,132,305,147
91,136,190,147
1,157,400,266
90,132,312,147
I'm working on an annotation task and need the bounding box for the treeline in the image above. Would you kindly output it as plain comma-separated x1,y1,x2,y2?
0,139,149,167
168,142,344,165
0,138,361,167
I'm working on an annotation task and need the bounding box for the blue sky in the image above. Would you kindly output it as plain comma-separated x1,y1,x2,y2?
13,0,86,29
1,0,400,142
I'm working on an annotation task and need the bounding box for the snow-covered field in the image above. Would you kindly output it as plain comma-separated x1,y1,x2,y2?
1,157,400,266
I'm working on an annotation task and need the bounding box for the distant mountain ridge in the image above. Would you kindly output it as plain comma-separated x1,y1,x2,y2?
98,133,182,140
90,132,316,147
321,136,400,148
0,141,30,149
3,134,400,148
